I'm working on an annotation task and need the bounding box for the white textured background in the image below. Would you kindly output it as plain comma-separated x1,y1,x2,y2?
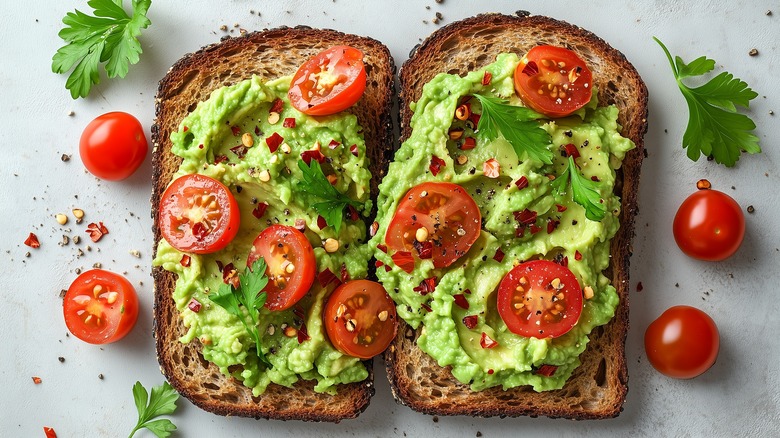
1,1,778,436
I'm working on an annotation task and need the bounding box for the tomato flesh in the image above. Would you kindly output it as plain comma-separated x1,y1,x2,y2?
324,280,397,359
80,112,148,180
673,187,745,261
288,46,366,116
513,45,593,118
247,224,316,311
386,182,481,269
159,174,240,254
496,260,583,338
63,269,139,344
645,305,719,379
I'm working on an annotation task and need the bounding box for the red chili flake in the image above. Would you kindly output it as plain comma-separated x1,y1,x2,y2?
375,260,385,268
453,294,469,310
252,202,269,219
547,218,560,234
413,277,437,295
349,144,359,157
230,125,241,136
265,132,283,152
421,302,432,312
493,247,505,263
515,227,526,238
369,221,379,237
460,137,476,150
215,260,224,271
230,144,248,159
553,255,569,267
340,263,350,282
535,364,558,377
513,209,537,225
32,376,42,384
514,176,529,190
529,224,543,234
293,306,305,320
377,244,388,254
480,332,499,349
297,323,310,343
293,218,306,232
521,60,539,76
563,143,580,159
468,113,481,127
24,232,40,248
482,71,492,85
637,282,644,292
86,222,109,242
391,251,415,273
347,204,359,221
591,175,601,182
574,250,583,261
270,98,284,114
198,144,204,149
328,139,341,149
44,427,57,438
301,149,326,165
192,221,208,240
214,154,229,164
429,155,446,176
413,239,433,259
254,126,262,136
318,268,339,288
183,126,189,132
283,117,296,128
462,315,478,329
487,369,495,375
222,263,239,288
180,254,191,267
187,298,202,313
384,265,391,272
556,204,568,212
483,158,500,178
317,215,328,230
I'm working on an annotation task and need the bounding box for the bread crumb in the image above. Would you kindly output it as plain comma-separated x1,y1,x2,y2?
749,48,759,56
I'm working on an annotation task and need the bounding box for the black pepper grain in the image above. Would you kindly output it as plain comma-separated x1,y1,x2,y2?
747,205,755,213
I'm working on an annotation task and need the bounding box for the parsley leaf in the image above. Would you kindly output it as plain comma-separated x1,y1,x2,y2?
552,156,606,221
654,37,760,167
472,94,553,164
52,0,152,99
297,159,363,233
211,258,272,368
128,381,178,438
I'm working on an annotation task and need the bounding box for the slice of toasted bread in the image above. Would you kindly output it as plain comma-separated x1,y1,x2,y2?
385,12,648,419
151,27,395,422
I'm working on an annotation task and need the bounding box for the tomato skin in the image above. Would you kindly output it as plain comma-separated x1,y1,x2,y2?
645,305,719,379
673,188,745,261
158,174,240,254
247,225,316,311
79,112,148,180
496,260,583,338
324,280,397,359
513,45,593,118
63,269,139,344
288,46,366,116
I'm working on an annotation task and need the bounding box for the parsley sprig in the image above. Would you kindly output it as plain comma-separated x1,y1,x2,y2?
472,94,553,164
210,259,272,368
297,160,363,233
654,37,760,166
129,381,179,438
52,0,152,99
552,156,606,221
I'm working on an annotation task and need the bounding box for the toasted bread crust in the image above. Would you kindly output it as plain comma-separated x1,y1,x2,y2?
385,12,648,419
151,27,395,422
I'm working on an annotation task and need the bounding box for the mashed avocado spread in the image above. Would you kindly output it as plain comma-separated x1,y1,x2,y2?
153,76,373,395
371,53,634,391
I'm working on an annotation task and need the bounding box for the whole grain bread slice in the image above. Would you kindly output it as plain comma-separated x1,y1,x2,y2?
385,12,648,419
151,27,395,422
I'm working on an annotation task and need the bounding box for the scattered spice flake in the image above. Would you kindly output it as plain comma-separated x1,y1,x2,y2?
340,263,350,282
493,247,505,263
214,154,229,164
483,158,500,178
230,125,241,136
317,215,328,230
487,369,494,375
420,302,432,312
297,323,310,343
188,298,202,313
413,277,437,295
429,155,446,176
265,132,283,152
270,98,284,114
254,126,262,136
391,251,415,273
301,149,326,165
32,376,42,384
230,144,249,159
349,144,359,157
461,137,476,150
563,143,580,159
468,113,481,127
413,239,433,259
85,222,108,242
375,260,385,268
369,221,379,237
590,175,601,182
180,255,191,267
294,218,306,232
252,202,269,219
556,204,567,212
535,364,558,377
453,294,469,309
44,427,57,438
377,243,388,253
636,282,644,292
514,176,529,190
529,224,543,234
521,60,539,76
747,205,755,214
328,139,341,149
574,250,583,261
222,263,239,288
347,204,360,221
24,232,41,248
318,268,339,288
514,209,537,225
480,332,498,349
482,71,492,85
462,315,478,329
283,117,296,128
547,218,560,234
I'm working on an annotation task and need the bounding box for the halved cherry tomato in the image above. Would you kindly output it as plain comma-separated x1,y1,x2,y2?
80,112,148,180
645,305,719,379
63,269,139,344
247,224,316,311
386,182,481,269
496,260,583,338
513,45,593,118
288,46,367,116
324,280,397,359
158,174,240,254
673,183,745,261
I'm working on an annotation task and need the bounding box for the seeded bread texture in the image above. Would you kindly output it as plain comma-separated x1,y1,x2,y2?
385,12,648,419
151,27,395,422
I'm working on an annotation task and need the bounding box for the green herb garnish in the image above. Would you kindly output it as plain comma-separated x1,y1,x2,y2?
52,0,152,99
552,156,606,221
297,159,363,233
210,258,272,368
472,94,553,164
129,381,178,438
654,37,760,166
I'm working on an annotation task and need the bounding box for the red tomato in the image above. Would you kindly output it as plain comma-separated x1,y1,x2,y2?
324,280,397,359
158,174,240,254
79,112,148,180
513,46,593,118
496,260,583,338
386,182,481,269
63,269,139,344
673,184,745,261
645,305,719,379
247,225,316,311
288,46,367,116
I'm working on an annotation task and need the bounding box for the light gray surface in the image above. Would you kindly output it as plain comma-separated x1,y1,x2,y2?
1,1,778,436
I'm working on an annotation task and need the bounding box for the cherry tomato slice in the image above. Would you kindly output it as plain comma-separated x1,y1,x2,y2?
645,305,719,379
63,269,139,344
513,45,593,118
386,182,481,269
80,112,148,180
247,224,316,311
324,280,397,359
673,185,745,261
288,46,367,116
158,174,240,254
496,260,583,338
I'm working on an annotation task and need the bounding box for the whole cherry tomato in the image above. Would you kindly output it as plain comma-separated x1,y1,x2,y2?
80,112,148,180
645,305,719,379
